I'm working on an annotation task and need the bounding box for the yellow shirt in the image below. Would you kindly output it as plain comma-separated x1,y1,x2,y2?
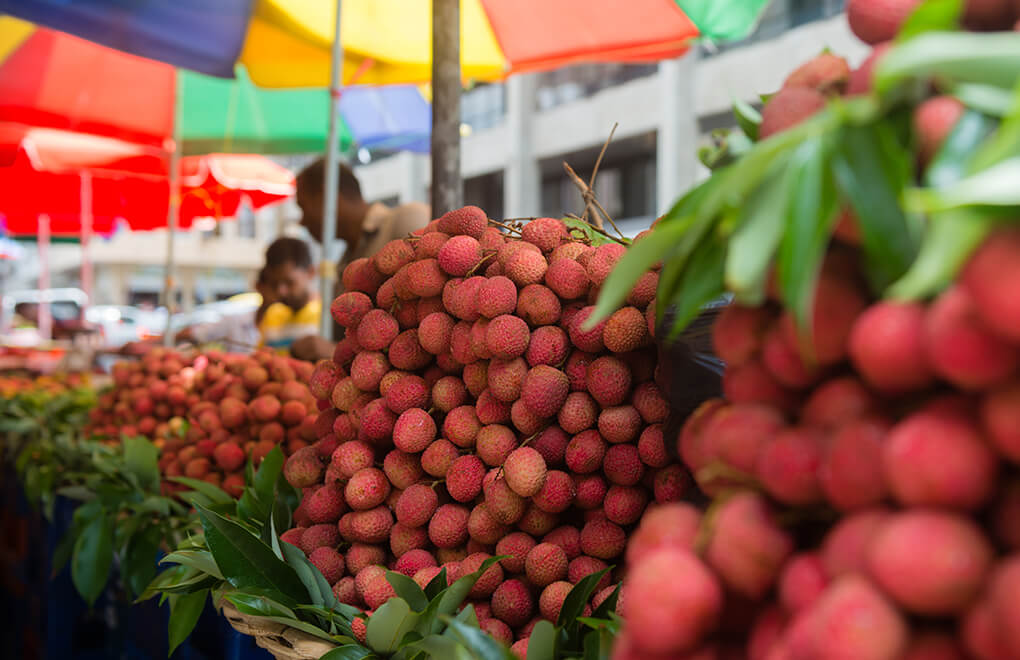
258,299,322,353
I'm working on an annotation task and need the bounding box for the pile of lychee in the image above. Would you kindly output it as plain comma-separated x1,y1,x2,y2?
612,10,1020,657
89,348,318,497
279,207,678,656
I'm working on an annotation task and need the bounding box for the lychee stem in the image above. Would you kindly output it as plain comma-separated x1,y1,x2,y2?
488,219,523,235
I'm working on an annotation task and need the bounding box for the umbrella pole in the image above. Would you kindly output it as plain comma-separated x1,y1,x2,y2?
38,214,52,342
431,0,463,216
320,0,344,338
80,172,93,319
163,76,183,347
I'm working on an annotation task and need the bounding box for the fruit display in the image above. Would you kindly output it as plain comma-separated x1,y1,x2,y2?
280,207,675,651
597,2,1020,658
87,348,316,496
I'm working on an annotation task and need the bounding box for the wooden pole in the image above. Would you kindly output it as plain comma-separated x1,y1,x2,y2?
431,0,462,216
320,0,344,337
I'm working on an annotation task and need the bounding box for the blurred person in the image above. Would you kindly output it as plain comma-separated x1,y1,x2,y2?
258,237,321,355
175,269,271,352
290,158,430,360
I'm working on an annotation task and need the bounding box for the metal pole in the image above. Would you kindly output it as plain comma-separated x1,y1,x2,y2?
320,0,344,338
80,172,93,319
431,0,463,216
163,75,183,347
38,214,52,342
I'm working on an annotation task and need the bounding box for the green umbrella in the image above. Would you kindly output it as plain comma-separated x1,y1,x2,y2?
178,66,353,156
674,0,773,43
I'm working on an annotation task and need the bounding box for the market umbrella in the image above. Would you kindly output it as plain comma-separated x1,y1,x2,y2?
0,17,432,155
0,0,768,86
0,124,295,236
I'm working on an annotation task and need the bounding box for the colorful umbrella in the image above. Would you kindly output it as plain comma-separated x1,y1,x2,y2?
0,17,431,154
0,0,774,87
0,124,295,236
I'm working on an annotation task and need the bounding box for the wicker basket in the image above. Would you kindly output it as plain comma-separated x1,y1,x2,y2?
221,603,339,660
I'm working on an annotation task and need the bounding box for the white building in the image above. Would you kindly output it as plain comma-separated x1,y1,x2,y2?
10,1,864,306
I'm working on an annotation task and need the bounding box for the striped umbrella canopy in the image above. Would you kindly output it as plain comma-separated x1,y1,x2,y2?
0,0,769,88
0,17,432,154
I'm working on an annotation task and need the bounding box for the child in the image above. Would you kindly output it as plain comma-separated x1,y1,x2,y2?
258,237,321,354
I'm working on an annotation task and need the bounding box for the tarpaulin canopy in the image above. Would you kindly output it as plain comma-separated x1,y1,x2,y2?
0,17,431,154
0,124,295,236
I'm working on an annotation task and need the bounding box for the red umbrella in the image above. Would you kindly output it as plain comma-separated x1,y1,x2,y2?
0,124,295,237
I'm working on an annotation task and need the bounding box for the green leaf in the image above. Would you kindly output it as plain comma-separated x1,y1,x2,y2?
664,235,726,340
733,98,762,141
160,549,224,580
906,157,1020,211
441,616,506,660
590,583,621,620
925,110,999,187
557,569,611,629
168,589,208,656
408,635,470,660
280,539,339,609
777,137,839,348
223,591,298,619
254,446,285,504
526,620,557,660
725,163,790,304
423,567,448,601
588,219,689,326
832,122,916,292
426,557,503,635
123,526,162,599
320,646,376,660
122,436,161,492
261,615,342,643
896,0,962,41
887,208,996,299
562,217,620,247
953,83,1016,117
367,598,420,654
238,487,269,525
581,627,613,660
876,32,1020,94
387,571,429,613
71,510,114,605
170,477,232,504
197,505,307,602
270,492,293,547
51,520,80,576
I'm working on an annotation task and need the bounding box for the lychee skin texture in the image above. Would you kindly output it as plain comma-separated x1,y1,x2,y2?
539,581,574,622
446,454,486,503
565,430,607,474
485,315,531,360
586,243,627,286
477,276,518,319
395,483,439,528
819,417,890,512
603,485,649,525
783,52,850,93
982,382,1020,463
559,392,598,434
393,408,437,453
963,227,1020,343
545,258,590,300
356,309,400,351
602,444,644,486
520,365,570,418
532,470,576,514
484,478,526,525
418,312,456,355
305,483,347,523
603,306,649,353
525,326,569,368
437,205,487,238
505,248,549,287
924,286,1018,390
495,532,537,574
345,468,391,511
503,447,548,497
569,306,606,353
461,552,505,598
521,217,568,252
624,548,723,656
517,284,561,327
331,292,373,328
883,408,997,511
491,579,535,628
429,504,471,549
438,235,483,277
525,542,569,588
866,510,993,616
760,87,826,139
579,519,626,559
847,0,921,45
309,547,346,584
585,356,632,407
